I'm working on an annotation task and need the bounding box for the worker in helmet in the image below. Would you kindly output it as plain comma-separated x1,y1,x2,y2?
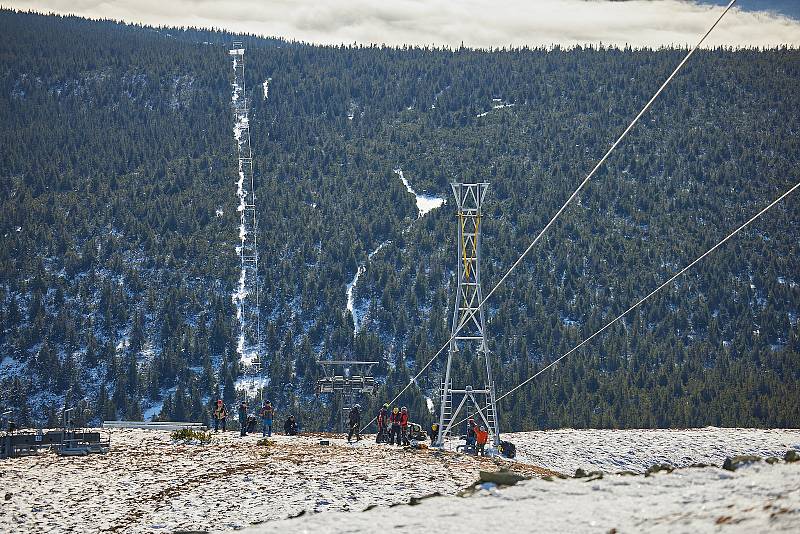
347,404,361,443
238,401,248,437
376,403,389,443
389,406,402,445
465,416,477,447
429,422,439,444
474,425,489,456
213,399,227,432
400,406,410,446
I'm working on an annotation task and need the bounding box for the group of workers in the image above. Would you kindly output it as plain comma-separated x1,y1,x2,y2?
465,416,490,456
348,403,413,445
212,399,298,437
371,403,413,445
212,398,489,455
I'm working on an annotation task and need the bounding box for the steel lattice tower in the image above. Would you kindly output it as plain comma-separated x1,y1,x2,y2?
435,183,501,447
229,42,261,377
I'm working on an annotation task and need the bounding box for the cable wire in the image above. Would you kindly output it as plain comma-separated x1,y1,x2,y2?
450,177,800,431
361,0,737,432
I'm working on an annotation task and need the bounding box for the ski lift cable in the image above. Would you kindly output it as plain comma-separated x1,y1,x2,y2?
361,0,737,432
451,177,800,431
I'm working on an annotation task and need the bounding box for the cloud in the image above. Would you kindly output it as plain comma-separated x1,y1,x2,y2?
7,0,800,49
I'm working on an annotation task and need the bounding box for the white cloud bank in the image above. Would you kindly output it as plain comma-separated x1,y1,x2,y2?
7,0,800,49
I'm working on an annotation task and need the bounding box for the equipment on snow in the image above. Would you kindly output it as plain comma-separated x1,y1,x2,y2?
498,440,516,459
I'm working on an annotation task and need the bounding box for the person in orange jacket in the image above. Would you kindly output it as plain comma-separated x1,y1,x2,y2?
474,425,489,456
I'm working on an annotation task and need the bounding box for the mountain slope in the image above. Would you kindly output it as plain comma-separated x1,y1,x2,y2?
1,10,799,430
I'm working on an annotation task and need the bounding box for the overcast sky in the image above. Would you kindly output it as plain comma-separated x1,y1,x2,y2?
6,0,800,49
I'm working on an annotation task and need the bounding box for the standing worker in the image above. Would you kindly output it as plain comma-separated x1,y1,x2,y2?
399,406,410,446
474,425,489,456
238,401,248,437
389,406,402,445
429,422,439,444
347,404,361,443
213,399,227,432
465,416,477,448
260,400,275,437
376,403,389,443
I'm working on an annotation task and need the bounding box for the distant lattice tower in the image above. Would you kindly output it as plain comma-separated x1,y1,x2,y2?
229,41,262,381
434,183,501,447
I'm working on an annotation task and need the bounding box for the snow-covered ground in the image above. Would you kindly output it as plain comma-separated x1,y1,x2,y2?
506,427,800,474
262,461,800,533
3,428,797,533
0,428,547,533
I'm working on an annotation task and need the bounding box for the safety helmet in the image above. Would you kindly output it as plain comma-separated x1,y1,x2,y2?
383,403,389,409
353,404,361,409
393,407,399,413
401,406,408,412
217,399,223,405
432,423,438,430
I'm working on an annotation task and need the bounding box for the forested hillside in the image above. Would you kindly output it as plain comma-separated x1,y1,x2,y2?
1,10,798,431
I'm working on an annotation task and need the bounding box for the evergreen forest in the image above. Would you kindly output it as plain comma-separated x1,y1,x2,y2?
1,10,799,432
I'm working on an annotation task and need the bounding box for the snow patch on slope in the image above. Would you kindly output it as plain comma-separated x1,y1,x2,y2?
476,98,515,118
345,169,446,333
235,375,271,398
394,168,445,218
346,240,391,334
262,78,271,100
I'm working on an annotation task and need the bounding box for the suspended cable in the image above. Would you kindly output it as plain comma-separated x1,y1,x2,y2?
361,0,737,432
451,177,800,431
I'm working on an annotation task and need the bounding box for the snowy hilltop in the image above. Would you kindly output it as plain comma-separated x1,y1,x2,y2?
2,427,798,533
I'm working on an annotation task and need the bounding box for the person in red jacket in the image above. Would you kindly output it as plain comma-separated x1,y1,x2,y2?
399,406,410,446
389,406,402,445
376,403,389,443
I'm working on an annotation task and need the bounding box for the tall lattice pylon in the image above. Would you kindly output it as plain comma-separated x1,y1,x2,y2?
229,42,261,374
435,183,501,448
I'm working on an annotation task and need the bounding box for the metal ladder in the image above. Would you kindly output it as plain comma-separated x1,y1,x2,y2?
483,395,497,442
439,379,452,440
